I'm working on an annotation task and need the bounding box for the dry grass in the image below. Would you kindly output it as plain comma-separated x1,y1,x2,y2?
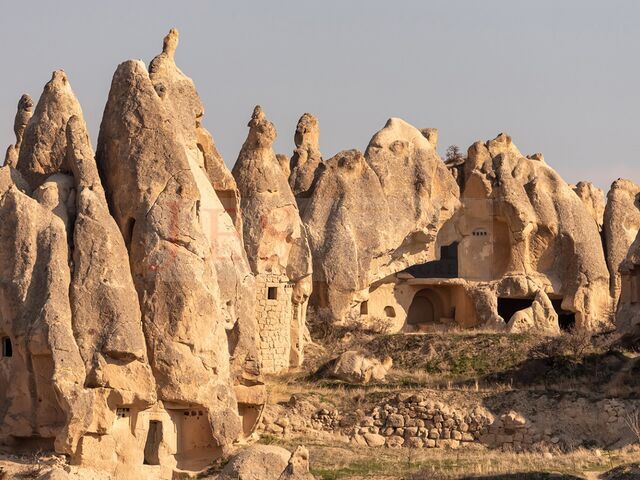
260,438,640,480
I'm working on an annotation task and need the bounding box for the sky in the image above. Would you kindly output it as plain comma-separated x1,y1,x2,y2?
0,1,638,192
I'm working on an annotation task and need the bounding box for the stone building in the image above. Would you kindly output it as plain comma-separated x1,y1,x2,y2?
233,106,313,374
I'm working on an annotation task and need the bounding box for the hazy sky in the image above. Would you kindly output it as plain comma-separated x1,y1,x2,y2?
1,1,638,191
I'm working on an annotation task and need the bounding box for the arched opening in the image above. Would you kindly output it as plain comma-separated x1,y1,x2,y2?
2,337,12,357
360,301,368,315
497,298,534,323
384,306,396,318
143,420,162,465
550,299,576,331
406,289,444,328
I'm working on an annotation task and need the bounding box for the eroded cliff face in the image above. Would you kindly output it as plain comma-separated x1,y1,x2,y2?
147,29,262,401
289,112,323,206
440,134,611,331
303,118,460,322
233,106,312,373
617,230,640,339
0,29,265,480
603,179,640,307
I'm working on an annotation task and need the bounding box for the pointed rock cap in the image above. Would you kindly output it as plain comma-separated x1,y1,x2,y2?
14,94,34,147
16,69,84,189
245,105,276,149
163,28,179,59
294,113,319,149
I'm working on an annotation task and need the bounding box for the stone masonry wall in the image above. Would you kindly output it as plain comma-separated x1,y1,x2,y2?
256,273,293,374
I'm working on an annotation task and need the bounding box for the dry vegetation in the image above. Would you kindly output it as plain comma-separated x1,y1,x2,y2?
260,324,640,479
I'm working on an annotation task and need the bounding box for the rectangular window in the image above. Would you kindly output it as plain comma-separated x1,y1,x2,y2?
2,337,11,357
267,286,278,300
360,301,368,315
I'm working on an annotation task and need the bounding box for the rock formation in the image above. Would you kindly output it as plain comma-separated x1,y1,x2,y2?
233,106,312,373
316,350,393,384
16,71,84,189
146,29,264,431
4,94,34,168
303,118,459,322
573,181,605,231
218,444,314,480
0,30,269,479
603,179,640,306
288,112,322,206
616,230,640,339
434,134,611,331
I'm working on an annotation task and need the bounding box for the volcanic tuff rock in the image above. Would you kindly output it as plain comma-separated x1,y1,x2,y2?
233,106,312,284
604,179,640,305
303,118,459,322
0,176,91,454
16,71,84,189
440,133,611,330
573,181,605,231
289,112,323,205
316,350,393,384
218,444,314,480
4,94,34,168
232,106,312,372
147,29,262,393
96,53,242,447
616,230,640,338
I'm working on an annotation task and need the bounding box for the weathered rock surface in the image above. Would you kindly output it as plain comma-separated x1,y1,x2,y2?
616,230,640,338
573,181,605,231
96,54,242,446
233,106,312,373
604,179,640,305
289,112,322,205
437,133,611,331
0,174,90,455
316,350,393,384
146,29,262,399
16,71,84,189
4,94,34,168
217,444,314,480
506,290,560,335
66,115,156,404
303,118,459,322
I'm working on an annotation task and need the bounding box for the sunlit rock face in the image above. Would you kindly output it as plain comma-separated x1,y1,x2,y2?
233,106,313,373
302,118,460,322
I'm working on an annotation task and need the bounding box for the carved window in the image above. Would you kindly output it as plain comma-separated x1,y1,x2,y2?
360,301,369,315
384,306,396,318
472,229,488,237
267,286,278,301
1,337,11,358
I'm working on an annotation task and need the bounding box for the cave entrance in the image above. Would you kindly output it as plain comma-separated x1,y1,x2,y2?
497,297,534,323
144,420,162,465
551,299,576,331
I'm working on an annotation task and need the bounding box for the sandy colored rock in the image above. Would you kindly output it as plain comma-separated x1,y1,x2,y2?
16,71,84,189
507,290,560,335
316,350,393,384
616,230,640,338
147,29,262,397
4,94,34,168
233,106,312,373
96,56,242,445
218,444,314,480
0,178,91,455
66,115,156,404
289,112,322,204
573,181,605,231
604,179,640,306
437,133,611,331
303,118,459,322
